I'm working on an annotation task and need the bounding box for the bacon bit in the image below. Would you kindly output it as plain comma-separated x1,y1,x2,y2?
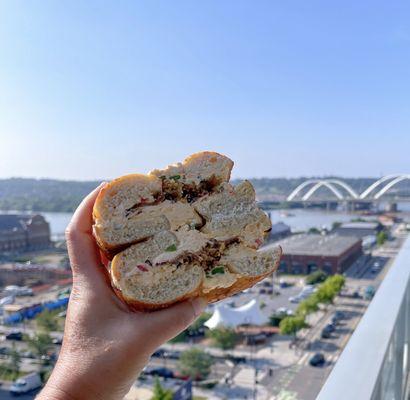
137,264,149,272
255,238,262,247
140,197,148,204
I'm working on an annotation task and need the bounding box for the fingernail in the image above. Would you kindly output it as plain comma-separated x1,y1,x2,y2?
191,297,207,317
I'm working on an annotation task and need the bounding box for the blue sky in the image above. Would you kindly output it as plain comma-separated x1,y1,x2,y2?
0,1,409,180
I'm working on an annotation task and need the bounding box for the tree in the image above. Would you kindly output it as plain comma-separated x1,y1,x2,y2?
279,316,307,337
297,297,319,317
178,348,213,380
308,227,321,234
8,343,21,380
36,310,59,332
377,231,388,246
313,274,345,305
305,270,327,285
331,221,342,230
187,312,211,335
170,312,211,343
25,333,53,362
151,378,173,400
206,327,237,350
269,313,286,327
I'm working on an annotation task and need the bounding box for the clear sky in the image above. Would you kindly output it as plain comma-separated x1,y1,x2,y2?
0,1,409,180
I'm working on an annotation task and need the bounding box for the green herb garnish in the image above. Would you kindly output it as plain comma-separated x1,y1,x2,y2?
211,266,225,275
165,244,177,252
169,175,181,181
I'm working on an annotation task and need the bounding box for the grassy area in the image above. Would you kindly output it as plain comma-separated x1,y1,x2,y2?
0,365,24,381
193,397,208,400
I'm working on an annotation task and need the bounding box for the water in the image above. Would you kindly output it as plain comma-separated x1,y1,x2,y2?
266,209,373,232
3,201,410,238
40,212,73,240
30,210,369,237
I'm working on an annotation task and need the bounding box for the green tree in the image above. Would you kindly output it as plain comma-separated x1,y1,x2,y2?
305,270,327,285
269,313,286,327
151,378,173,400
178,348,213,380
279,316,307,337
308,227,321,234
36,310,59,332
331,221,342,230
312,274,345,305
8,343,21,380
377,231,388,246
296,296,319,317
206,327,237,350
25,333,53,362
188,312,211,334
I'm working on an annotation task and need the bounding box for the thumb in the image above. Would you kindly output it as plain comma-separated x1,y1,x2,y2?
65,182,107,288
141,298,208,350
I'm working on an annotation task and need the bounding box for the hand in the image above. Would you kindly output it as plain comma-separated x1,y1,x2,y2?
38,184,207,400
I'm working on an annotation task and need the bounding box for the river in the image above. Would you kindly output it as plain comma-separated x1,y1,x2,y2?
3,202,410,239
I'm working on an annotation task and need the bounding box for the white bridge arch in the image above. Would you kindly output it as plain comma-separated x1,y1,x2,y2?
359,174,410,199
287,175,410,201
287,179,359,201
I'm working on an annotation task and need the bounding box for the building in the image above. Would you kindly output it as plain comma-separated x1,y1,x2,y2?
267,222,291,242
0,263,71,287
0,214,50,253
270,234,362,275
334,221,382,238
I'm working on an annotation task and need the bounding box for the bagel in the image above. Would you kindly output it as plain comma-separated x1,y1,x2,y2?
92,151,281,311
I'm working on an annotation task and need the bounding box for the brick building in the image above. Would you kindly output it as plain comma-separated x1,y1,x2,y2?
268,234,362,275
0,214,50,253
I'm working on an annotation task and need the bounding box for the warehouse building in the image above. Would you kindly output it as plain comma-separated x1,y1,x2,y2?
269,234,362,275
334,221,382,238
0,214,50,253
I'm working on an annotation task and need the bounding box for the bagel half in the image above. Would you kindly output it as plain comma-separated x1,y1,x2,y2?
93,151,282,311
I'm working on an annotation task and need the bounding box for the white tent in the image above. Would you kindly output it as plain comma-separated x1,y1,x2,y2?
204,299,268,329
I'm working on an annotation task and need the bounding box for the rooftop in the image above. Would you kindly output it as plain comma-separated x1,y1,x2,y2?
338,221,380,230
270,234,361,257
270,222,291,235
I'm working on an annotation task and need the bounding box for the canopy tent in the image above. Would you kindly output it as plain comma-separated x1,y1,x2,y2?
204,299,268,329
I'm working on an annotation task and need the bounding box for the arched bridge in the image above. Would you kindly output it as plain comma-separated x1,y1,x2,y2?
286,175,410,202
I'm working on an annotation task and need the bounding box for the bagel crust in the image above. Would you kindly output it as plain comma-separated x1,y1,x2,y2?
92,151,282,311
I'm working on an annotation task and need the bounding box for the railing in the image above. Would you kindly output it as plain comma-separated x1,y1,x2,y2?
317,235,410,400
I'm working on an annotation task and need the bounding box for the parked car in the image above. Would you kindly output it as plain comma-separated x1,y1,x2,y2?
52,337,63,345
331,311,345,324
21,351,35,359
321,327,332,339
277,307,294,316
6,331,23,341
145,367,174,379
10,372,42,395
279,279,291,288
325,323,335,332
226,354,247,363
0,347,10,355
174,370,203,381
289,296,300,303
152,348,166,358
164,350,181,360
364,285,376,300
334,310,345,320
309,353,325,367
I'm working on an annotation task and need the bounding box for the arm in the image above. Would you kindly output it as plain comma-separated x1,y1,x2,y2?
37,184,206,400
